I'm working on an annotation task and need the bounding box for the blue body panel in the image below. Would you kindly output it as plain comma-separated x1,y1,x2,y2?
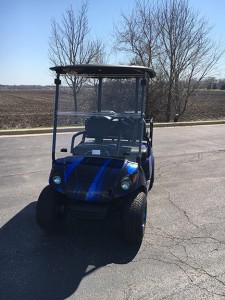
49,155,152,202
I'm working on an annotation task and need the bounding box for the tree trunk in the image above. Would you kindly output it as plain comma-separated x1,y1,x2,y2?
166,75,173,122
73,80,77,111
166,91,172,122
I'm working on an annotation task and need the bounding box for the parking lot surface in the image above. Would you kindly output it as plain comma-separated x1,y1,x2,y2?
0,124,225,299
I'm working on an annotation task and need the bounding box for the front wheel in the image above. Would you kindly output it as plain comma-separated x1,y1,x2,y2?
36,185,68,232
123,192,147,243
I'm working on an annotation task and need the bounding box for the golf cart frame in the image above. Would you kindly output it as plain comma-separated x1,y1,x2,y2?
36,64,156,243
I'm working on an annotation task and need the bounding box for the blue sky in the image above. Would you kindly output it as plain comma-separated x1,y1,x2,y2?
0,0,225,85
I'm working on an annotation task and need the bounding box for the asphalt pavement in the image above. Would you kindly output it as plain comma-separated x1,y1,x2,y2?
0,124,225,299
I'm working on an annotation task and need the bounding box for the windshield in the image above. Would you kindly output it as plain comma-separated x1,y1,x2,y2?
54,76,147,162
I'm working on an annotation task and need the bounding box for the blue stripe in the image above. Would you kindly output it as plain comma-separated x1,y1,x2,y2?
85,159,111,201
64,157,84,182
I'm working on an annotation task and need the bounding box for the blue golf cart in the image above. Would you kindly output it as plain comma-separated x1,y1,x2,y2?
36,64,156,243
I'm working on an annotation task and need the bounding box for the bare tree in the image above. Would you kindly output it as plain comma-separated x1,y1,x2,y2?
156,0,224,121
115,0,159,68
115,0,224,121
114,0,160,118
49,1,105,111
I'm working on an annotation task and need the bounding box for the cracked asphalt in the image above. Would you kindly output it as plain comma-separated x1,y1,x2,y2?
0,124,225,299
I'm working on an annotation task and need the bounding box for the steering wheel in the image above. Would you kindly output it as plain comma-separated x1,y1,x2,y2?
110,117,135,130
121,117,135,128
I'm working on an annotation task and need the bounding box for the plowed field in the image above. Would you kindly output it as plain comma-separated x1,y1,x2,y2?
0,88,224,128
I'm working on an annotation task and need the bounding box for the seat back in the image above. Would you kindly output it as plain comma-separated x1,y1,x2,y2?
85,116,146,141
85,116,111,138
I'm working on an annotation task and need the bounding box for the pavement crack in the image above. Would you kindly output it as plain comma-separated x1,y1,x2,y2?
167,193,199,229
189,152,203,163
147,224,225,294
155,152,203,179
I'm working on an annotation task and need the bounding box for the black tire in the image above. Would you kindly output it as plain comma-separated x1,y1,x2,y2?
149,157,155,191
123,192,147,243
36,185,68,232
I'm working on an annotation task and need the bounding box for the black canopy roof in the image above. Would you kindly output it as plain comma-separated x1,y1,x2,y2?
50,64,156,78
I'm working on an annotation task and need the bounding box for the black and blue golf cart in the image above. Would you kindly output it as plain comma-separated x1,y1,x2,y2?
36,64,156,242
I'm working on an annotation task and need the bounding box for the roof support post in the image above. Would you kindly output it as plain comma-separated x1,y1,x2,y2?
52,73,61,162
138,77,146,166
135,78,139,113
98,77,103,112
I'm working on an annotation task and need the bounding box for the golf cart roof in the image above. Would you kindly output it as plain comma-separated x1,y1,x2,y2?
50,64,156,78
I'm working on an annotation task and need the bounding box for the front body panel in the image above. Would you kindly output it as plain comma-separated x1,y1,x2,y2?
49,156,150,203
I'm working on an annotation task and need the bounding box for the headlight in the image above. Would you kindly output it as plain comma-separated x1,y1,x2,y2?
121,180,132,190
120,173,138,191
53,175,61,185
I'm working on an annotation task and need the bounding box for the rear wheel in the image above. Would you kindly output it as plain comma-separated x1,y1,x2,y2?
123,192,147,243
36,185,68,232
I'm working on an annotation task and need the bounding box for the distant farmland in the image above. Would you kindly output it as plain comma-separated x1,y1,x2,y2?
0,89,54,128
183,89,225,121
0,87,224,129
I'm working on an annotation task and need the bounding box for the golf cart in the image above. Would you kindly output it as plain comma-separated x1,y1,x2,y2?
36,64,156,242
